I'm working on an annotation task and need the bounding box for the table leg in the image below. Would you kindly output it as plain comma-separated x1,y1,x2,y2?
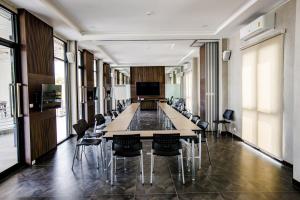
198,133,201,169
192,139,195,181
110,143,114,185
104,139,109,182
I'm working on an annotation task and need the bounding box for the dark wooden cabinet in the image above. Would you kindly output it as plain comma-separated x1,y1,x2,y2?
19,9,57,164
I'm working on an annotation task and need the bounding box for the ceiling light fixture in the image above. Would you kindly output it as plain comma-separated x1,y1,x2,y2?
146,11,154,16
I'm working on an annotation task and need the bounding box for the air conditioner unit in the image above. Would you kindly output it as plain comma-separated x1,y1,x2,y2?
240,12,275,41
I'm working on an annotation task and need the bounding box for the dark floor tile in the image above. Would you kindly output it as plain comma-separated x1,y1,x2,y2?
136,175,176,195
135,194,178,200
178,193,224,200
90,194,135,200
172,175,218,194
222,192,269,200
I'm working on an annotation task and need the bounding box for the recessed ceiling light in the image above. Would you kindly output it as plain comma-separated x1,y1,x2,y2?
146,11,154,16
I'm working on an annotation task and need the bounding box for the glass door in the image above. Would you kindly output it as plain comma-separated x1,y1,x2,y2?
0,46,19,173
54,37,68,143
0,6,21,174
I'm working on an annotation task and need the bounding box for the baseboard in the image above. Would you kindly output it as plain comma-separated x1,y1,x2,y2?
293,179,300,190
222,132,293,167
282,160,293,168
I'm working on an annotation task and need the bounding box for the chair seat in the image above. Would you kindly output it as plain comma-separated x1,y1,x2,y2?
78,139,101,146
213,120,230,124
153,150,180,156
87,132,103,138
114,150,141,157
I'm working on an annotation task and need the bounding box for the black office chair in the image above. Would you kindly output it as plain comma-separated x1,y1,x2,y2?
191,115,201,124
150,134,185,184
112,111,119,119
111,134,144,185
91,114,106,137
72,123,102,170
117,102,124,113
183,111,192,120
195,121,212,166
213,109,234,136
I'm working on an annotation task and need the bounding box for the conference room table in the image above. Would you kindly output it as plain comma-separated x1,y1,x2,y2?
102,102,201,184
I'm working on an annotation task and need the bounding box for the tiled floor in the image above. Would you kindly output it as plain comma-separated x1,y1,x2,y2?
0,111,299,199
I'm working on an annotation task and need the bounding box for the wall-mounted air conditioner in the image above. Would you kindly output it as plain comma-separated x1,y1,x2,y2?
240,12,275,41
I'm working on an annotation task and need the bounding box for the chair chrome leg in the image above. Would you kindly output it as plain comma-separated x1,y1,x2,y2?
206,140,212,166
72,145,78,170
96,146,100,169
110,150,114,186
150,149,154,185
198,134,201,169
180,149,185,184
177,155,181,173
114,156,117,174
140,150,144,185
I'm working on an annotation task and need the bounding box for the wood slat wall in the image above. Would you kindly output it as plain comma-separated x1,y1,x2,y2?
130,66,165,102
19,9,57,164
83,50,95,126
200,46,206,119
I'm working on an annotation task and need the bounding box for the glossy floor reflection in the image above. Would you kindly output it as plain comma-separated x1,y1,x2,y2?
0,134,299,199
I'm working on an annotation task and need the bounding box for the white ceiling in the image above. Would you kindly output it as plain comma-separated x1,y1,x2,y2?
6,0,288,66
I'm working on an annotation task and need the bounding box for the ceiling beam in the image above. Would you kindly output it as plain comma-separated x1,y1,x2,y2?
40,0,82,34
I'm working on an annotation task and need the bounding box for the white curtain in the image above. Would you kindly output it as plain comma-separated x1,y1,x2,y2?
242,35,283,159
184,70,192,111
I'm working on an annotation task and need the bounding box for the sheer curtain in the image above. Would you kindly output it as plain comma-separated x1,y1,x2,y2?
242,35,283,159
184,70,192,111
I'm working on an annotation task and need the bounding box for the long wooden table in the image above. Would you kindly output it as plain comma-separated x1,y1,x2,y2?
103,102,200,184
103,103,140,132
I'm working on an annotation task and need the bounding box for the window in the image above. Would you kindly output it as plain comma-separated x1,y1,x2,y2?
77,50,84,119
0,6,14,41
0,6,19,174
242,35,283,159
54,37,67,143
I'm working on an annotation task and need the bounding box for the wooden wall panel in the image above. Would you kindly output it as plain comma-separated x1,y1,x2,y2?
19,9,57,164
103,63,111,90
83,50,94,87
130,66,165,102
83,50,95,125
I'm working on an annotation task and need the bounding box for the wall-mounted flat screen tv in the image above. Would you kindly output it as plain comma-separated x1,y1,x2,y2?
41,84,62,111
136,82,160,96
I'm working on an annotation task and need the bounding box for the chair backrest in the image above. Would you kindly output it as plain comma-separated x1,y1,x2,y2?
191,115,200,124
112,134,142,152
223,109,234,120
196,121,209,138
73,123,86,140
77,119,89,132
152,134,181,152
196,121,209,130
95,114,105,126
184,112,192,119
112,111,118,118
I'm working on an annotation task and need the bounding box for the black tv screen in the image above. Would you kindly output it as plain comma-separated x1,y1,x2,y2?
41,84,62,111
136,82,160,96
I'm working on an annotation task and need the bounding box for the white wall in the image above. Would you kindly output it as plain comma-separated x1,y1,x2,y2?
227,33,242,137
293,0,300,182
227,0,296,163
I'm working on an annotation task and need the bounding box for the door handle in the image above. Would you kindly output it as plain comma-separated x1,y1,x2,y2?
9,83,16,118
16,83,23,117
